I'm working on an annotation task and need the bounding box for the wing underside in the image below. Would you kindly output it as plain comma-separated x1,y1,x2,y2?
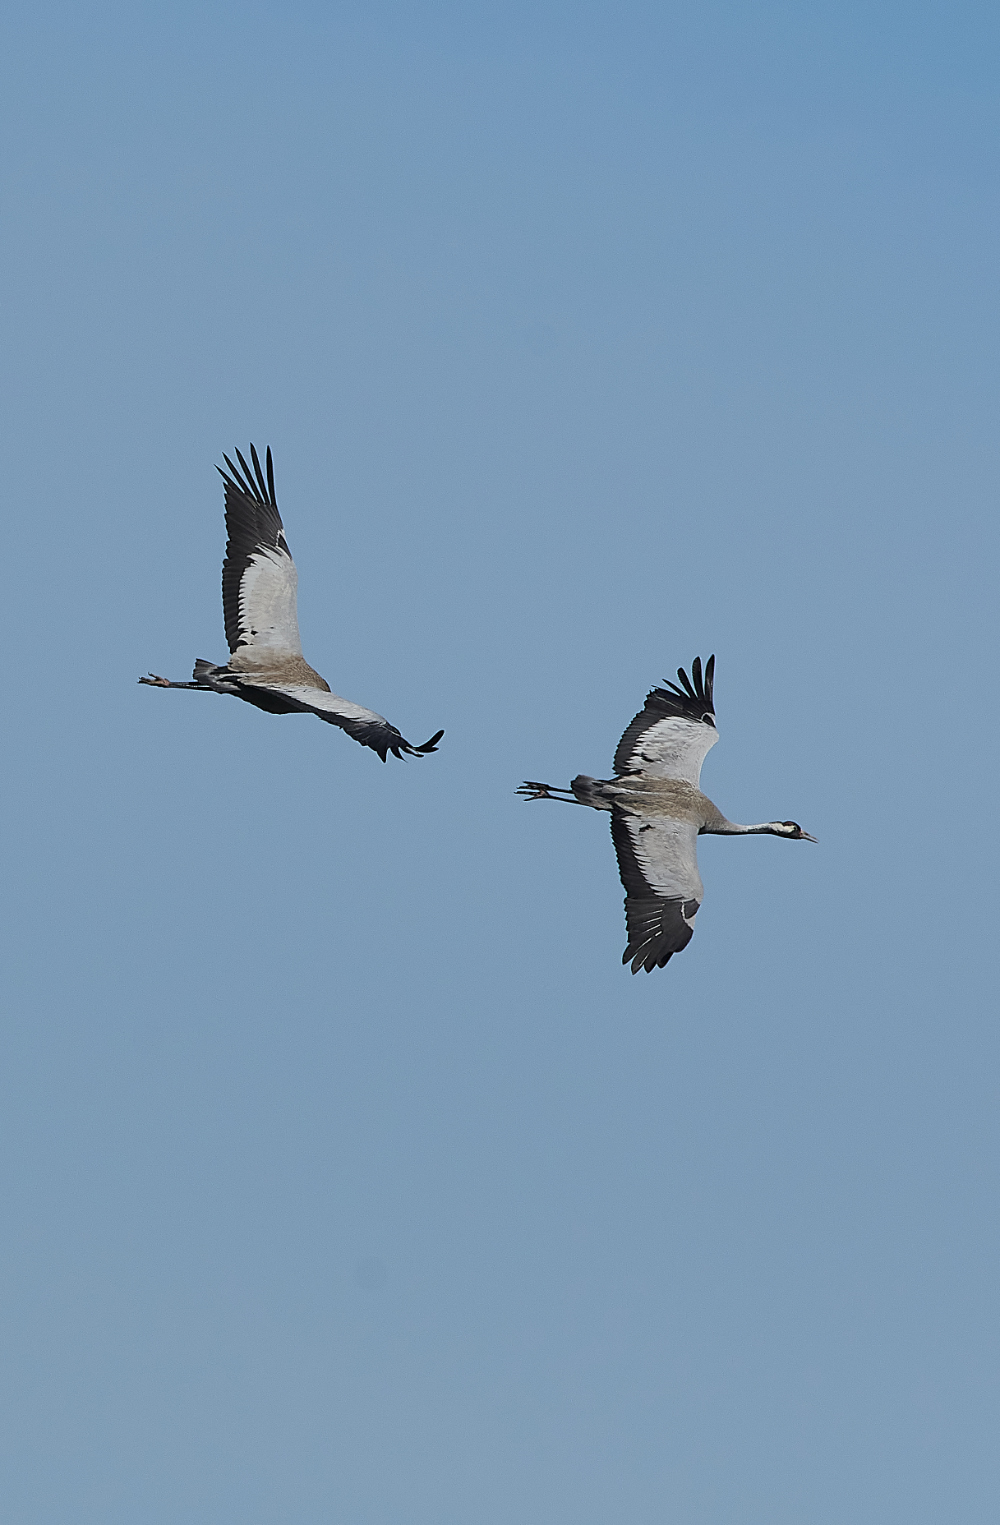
614,655,718,787
610,810,703,973
219,445,302,659
249,681,444,762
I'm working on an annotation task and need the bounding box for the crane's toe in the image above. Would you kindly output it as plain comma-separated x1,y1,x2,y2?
516,781,554,800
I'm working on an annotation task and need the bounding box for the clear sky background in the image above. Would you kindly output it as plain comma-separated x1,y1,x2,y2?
1,3,997,1521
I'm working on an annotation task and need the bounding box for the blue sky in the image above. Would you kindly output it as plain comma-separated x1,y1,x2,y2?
1,3,998,1521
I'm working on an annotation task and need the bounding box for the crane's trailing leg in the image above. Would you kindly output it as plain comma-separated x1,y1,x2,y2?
140,660,241,694
517,653,816,973
516,780,583,803
139,444,443,762
139,673,209,689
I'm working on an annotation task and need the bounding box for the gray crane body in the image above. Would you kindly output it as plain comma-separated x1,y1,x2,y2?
570,773,802,837
518,656,815,972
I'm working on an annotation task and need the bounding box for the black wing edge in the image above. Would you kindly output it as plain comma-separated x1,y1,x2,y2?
217,444,289,656
610,812,699,973
217,443,277,509
307,705,444,762
613,654,716,776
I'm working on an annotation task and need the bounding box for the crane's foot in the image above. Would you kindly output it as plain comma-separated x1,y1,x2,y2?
139,673,173,686
517,780,578,802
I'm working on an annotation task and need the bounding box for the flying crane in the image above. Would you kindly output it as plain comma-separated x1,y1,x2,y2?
141,445,443,762
518,657,815,972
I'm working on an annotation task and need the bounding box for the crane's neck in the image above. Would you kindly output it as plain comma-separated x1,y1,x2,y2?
702,817,792,838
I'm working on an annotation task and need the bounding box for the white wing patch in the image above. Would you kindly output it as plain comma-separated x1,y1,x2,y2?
625,814,704,903
625,716,718,787
237,546,302,656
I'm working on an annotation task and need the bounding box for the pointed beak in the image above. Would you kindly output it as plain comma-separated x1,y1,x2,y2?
800,831,818,843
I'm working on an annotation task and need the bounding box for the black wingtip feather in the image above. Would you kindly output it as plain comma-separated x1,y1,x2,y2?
249,442,267,502
234,448,256,496
220,452,254,499
218,444,276,508
221,453,246,493
665,655,714,709
623,946,675,973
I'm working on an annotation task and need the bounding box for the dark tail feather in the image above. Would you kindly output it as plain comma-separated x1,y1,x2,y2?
189,658,241,695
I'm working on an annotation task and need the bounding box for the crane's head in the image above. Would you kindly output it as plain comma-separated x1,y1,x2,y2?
776,820,817,842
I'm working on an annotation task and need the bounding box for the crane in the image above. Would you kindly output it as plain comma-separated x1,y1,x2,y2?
141,445,443,762
518,657,815,972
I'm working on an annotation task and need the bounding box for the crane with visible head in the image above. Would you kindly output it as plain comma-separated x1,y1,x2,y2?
518,656,815,972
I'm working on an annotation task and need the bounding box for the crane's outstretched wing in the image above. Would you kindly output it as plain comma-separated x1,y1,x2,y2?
613,655,718,787
218,445,302,659
245,681,444,762
611,810,704,973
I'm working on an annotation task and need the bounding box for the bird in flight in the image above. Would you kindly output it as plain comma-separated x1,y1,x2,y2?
518,657,815,972
141,445,443,762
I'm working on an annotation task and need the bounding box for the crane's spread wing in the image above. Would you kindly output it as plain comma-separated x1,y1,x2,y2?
246,682,444,762
613,655,718,787
611,810,704,973
218,445,302,660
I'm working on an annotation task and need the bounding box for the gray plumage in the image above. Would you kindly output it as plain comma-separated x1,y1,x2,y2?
140,444,443,762
518,656,815,973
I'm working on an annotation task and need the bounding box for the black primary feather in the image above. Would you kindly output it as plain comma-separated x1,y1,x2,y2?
306,708,443,762
249,442,269,501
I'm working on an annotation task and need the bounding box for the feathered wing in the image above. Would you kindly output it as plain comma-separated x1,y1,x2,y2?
251,682,444,762
144,443,443,762
610,811,704,973
614,655,718,787
218,445,302,660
